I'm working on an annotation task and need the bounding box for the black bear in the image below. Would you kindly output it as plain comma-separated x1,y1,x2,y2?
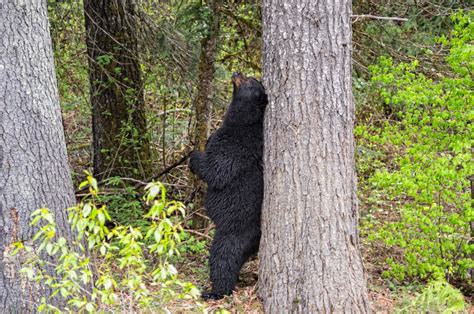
189,72,267,300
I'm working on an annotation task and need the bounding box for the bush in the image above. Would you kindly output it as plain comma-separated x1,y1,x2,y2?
358,11,473,287
13,172,200,312
396,279,466,313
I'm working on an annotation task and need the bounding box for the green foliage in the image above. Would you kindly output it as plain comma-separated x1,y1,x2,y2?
440,11,474,77
358,12,473,286
396,279,467,313
176,2,212,42
98,177,149,228
14,172,199,312
219,1,262,76
179,231,207,254
352,0,470,75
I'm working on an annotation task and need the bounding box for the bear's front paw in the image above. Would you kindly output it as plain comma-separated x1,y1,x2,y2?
201,291,225,300
188,151,200,174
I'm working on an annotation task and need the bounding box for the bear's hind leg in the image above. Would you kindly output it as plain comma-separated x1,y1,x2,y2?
202,231,246,300
202,228,260,300
243,228,261,261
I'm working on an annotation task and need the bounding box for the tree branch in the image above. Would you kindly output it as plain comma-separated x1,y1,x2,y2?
135,150,192,188
351,14,408,22
75,151,192,194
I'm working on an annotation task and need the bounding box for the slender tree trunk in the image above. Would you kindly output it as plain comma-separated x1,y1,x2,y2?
0,1,75,311
192,0,221,230
84,0,151,181
259,0,371,312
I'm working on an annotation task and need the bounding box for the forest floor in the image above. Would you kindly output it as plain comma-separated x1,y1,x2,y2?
175,254,398,313
171,245,473,313
171,252,397,313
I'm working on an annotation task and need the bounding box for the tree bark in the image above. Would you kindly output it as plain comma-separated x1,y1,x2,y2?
259,0,371,312
191,0,221,230
0,1,75,311
84,0,151,181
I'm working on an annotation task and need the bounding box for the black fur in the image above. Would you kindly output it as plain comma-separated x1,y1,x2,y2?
189,74,267,299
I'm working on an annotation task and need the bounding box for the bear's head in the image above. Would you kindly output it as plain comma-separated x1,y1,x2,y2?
225,72,267,126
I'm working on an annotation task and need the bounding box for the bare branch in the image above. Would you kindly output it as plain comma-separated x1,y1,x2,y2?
351,14,408,22
183,229,213,241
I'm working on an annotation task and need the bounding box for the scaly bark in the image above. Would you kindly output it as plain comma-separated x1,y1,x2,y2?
259,0,371,312
0,1,75,311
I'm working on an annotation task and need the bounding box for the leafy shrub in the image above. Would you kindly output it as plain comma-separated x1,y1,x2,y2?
13,172,199,312
96,177,149,229
178,231,207,254
396,279,466,313
358,11,473,287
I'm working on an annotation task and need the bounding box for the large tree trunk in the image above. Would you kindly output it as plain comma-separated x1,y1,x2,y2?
0,1,76,311
191,0,221,230
84,0,151,181
259,0,371,312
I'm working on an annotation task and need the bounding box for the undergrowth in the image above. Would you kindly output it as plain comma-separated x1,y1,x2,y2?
13,172,200,312
358,11,473,292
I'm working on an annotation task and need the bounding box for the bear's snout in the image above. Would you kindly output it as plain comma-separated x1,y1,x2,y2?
232,72,247,88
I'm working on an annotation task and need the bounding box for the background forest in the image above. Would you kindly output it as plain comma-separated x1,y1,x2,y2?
9,0,472,312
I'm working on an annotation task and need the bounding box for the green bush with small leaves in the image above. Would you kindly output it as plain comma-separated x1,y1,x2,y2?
358,11,473,287
14,172,200,312
396,279,466,313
